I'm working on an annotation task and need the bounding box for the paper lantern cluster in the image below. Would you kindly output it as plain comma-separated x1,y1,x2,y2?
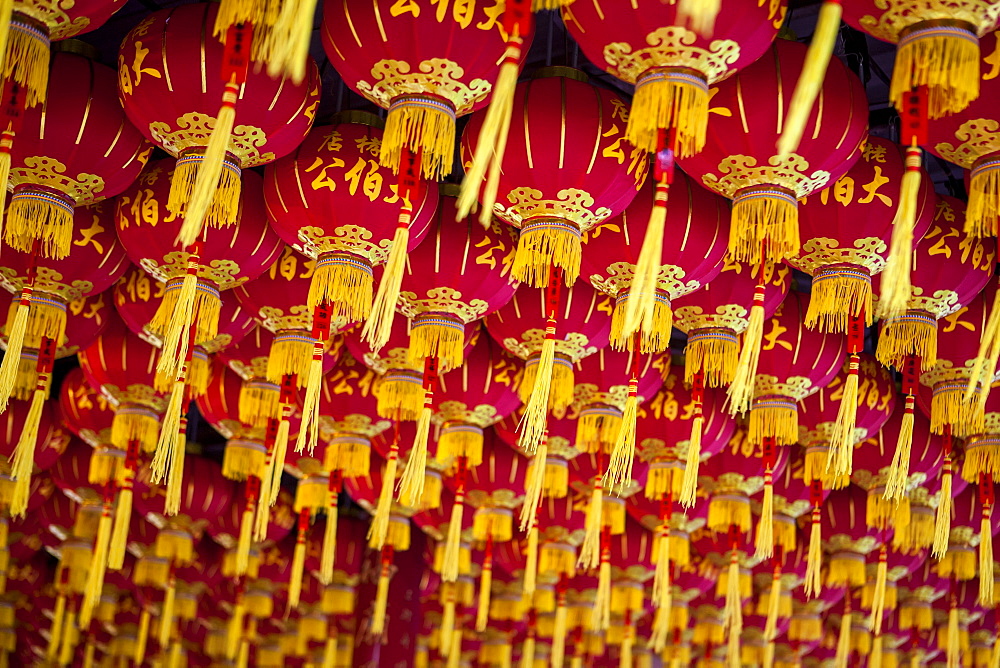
0,0,999,666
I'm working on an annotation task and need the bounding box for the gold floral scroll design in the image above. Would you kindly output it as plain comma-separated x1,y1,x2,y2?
502,330,597,362
638,437,694,463
589,262,699,301
637,511,705,534
701,471,765,497
753,374,816,402
600,26,741,84
398,287,490,324
826,535,879,555
354,59,491,116
11,156,106,204
702,154,831,199
919,359,983,389
433,401,499,429
227,357,270,381
139,252,243,290
673,303,749,334
933,119,1000,169
540,526,586,546
909,485,941,509
99,383,168,413
609,564,654,584
790,237,889,275
296,225,391,264
853,468,928,493
257,305,313,333
494,188,613,230
572,382,634,412
148,113,277,167
858,0,1000,42
201,333,234,355
545,435,579,461
19,2,90,40
884,288,961,320
800,420,868,447
319,415,391,440
948,525,978,547
364,346,415,375
465,489,522,510
0,267,92,303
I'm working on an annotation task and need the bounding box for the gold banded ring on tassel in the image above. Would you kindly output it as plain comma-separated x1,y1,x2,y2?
686,327,739,388
511,218,583,288
519,350,574,410
969,153,1000,237
626,67,709,158
409,312,466,371
5,185,75,259
168,149,243,229
890,20,981,121
807,264,874,332
308,250,375,324
729,185,800,266
877,309,938,370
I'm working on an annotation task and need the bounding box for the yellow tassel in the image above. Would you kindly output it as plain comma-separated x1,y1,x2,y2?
727,286,766,415
676,0,720,37
870,547,888,633
592,558,612,631
82,641,95,668
606,379,638,491
372,566,390,635
362,214,411,353
946,605,960,668
755,471,774,560
164,416,187,516
226,598,245,660
266,0,320,84
135,608,151,665
441,493,465,583
293,344,324,454
619,623,634,668
176,80,240,247
968,287,1000,406
398,405,431,508
112,405,161,454
871,636,884,668
519,635,535,668
524,524,538,597
0,290,30,412
235,505,253,577
168,147,242,233
878,147,923,319
679,413,704,508
320,490,338,585
239,381,280,429
807,265,873,332
446,628,462,668
970,153,1000,237
520,440,547,531
151,380,186,485
828,354,860,477
835,609,852,668
46,594,66,662
321,636,337,668
623,183,668,339
981,507,995,606
551,600,568,666
475,561,492,632
367,447,398,550
519,332,556,455
577,484,603,570
58,606,76,666
223,439,267,481
441,598,456,656
154,271,200,391
764,569,781,641
991,634,1000,668
724,551,743,633
777,0,844,156
288,533,307,610
652,523,671,610
5,188,74,260
885,398,915,501
708,495,752,535
934,459,953,559
109,476,134,571
9,380,45,517
458,38,523,224
805,506,822,597
890,21,981,121
0,142,12,252
408,314,466,372
877,310,938,370
510,218,583,288
79,503,112,627
158,579,176,647
518,349,574,410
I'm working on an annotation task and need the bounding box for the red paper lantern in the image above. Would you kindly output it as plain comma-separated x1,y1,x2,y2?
678,39,868,265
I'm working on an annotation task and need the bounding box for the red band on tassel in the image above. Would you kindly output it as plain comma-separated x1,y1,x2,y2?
279,374,297,404
902,354,920,395
297,508,310,536
761,436,777,471
980,474,995,508
36,336,56,375
246,476,260,503
329,469,343,492
501,0,531,37
902,87,928,146
125,439,141,470
544,267,563,316
312,302,332,341
809,480,824,506
221,23,253,84
847,313,864,354
0,79,25,133
397,147,423,202
659,492,674,522
654,128,676,185
454,456,467,492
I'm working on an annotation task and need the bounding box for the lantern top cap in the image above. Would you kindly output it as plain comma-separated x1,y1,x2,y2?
53,39,99,61
532,66,589,83
324,109,386,130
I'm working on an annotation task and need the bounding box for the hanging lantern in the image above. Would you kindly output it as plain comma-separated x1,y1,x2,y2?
678,39,868,266
118,3,320,247
820,485,882,593
580,169,729,354
4,47,149,260
462,68,645,288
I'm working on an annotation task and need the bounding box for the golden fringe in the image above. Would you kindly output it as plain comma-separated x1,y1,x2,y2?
295,475,328,512
520,441,547,532
828,552,868,588
627,69,708,156
367,448,398,550
871,636,884,668
320,492,338,585
11,351,37,401
867,488,910,531
591,559,612,631
0,293,30,412
308,252,373,325
110,471,133,570
441,493,465,583
606,381,638,490
519,334,557,455
151,381,185,485
805,507,823,598
79,504,112,627
969,154,1000,237
551,603,568,666
4,12,48,107
651,525,671,609
828,355,860,477
164,415,187,517
288,533,307,610
135,608,151,665
397,405,431,508
421,468,442,509
890,22,981,121
326,433,371,478
150,278,220,374
158,580,176,647
893,505,935,553
169,149,242,234
623,183,667,340
939,545,977,581
577,484,603,570
175,80,241,246
154,272,200,392
945,605,961,668
223,440,266,480
475,561,492,632
708,494,751,534
293,345,324,454
187,349,210,397
934,459,953,558
877,311,937,370
5,188,74,260
235,506,253,577
381,96,454,181
409,314,465,371
225,598,245,660
776,0,843,155
511,218,582,288
473,508,512,543
835,609,852,668
88,447,124,486
268,409,291,506
437,423,484,469
371,567,391,635
265,332,313,386
723,554,743,668
112,405,160,454
524,524,538,597
612,289,672,354
645,461,677,500
878,146,923,319
967,286,1000,407
749,396,798,446
619,623,634,668
804,445,848,489
440,597,455,656
375,370,425,421
807,265,873,331
686,328,738,387
869,549,888,634
755,473,774,560
266,0,320,84
362,217,410,354
9,381,45,517
729,186,800,266
885,399,915,500
576,405,623,454
540,543,576,578
518,350,574,410
4,291,66,352
981,510,995,606
728,297,765,415
519,635,535,668
963,437,1000,483
763,572,782,641
458,38,522,223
